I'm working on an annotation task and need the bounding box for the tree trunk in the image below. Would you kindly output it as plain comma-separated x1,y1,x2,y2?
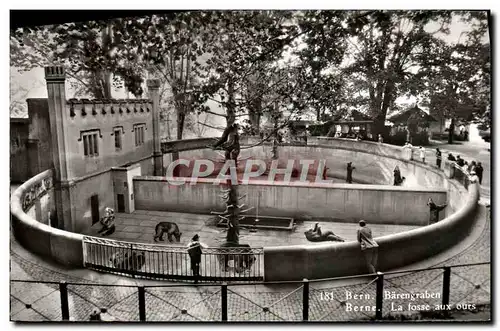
248,106,261,135
177,109,185,140
104,71,112,98
271,104,279,159
372,81,394,140
165,112,172,140
448,118,455,144
225,78,240,245
225,184,240,244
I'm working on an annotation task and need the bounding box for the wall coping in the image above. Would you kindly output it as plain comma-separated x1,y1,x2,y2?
10,139,479,278
10,169,84,242
67,98,152,104
133,176,447,193
264,178,479,251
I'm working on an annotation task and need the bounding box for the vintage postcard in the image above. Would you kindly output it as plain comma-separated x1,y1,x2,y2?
9,9,491,323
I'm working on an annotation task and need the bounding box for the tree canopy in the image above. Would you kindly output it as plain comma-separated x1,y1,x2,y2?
10,10,491,133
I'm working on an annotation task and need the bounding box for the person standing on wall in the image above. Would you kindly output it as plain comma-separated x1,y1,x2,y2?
393,166,403,186
187,234,205,283
357,220,379,274
427,198,447,224
346,162,356,183
435,148,442,169
419,146,426,163
377,134,383,143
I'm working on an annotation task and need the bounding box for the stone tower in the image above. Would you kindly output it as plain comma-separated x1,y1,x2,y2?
147,79,163,176
44,66,75,231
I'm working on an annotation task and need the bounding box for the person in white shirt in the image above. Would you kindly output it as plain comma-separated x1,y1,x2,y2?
419,146,426,163
462,161,469,173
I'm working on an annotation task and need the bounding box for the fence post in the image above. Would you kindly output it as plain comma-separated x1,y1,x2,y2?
138,286,146,322
59,281,70,321
302,278,309,321
375,272,384,320
442,267,451,307
221,282,228,321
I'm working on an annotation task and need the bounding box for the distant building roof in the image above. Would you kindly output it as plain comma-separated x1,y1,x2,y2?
331,109,372,122
387,105,437,124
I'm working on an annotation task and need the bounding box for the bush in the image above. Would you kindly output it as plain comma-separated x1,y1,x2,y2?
433,132,468,142
386,131,430,146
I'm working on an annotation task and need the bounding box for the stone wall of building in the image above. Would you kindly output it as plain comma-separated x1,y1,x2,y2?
63,99,154,180
10,99,53,183
10,119,30,183
27,98,53,175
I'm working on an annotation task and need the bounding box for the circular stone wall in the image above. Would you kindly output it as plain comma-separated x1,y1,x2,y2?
11,138,480,279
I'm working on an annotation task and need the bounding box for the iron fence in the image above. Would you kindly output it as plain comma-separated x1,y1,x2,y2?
10,262,490,322
82,236,264,282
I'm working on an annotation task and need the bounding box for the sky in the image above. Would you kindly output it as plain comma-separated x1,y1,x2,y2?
9,11,489,123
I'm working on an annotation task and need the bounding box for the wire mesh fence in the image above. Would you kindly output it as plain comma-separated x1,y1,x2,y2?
227,284,304,321
10,262,490,322
309,276,378,321
144,285,222,321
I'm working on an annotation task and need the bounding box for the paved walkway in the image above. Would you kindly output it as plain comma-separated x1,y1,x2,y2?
419,140,491,203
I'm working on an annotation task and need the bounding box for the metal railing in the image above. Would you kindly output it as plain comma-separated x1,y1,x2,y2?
82,236,264,282
10,262,490,322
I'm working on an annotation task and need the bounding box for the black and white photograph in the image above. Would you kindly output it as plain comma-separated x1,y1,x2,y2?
6,6,492,323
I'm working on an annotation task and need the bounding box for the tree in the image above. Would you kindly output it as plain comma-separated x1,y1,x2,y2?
10,15,178,98
190,11,304,245
341,11,453,136
145,12,209,140
293,11,350,121
10,69,45,118
423,12,490,143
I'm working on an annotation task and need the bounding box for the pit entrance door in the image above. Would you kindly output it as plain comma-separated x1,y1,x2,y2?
91,195,99,225
117,194,125,213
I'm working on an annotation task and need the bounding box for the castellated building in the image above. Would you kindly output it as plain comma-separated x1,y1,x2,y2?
11,66,164,234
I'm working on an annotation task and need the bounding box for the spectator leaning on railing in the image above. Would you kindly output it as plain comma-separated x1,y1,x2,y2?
475,162,484,184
